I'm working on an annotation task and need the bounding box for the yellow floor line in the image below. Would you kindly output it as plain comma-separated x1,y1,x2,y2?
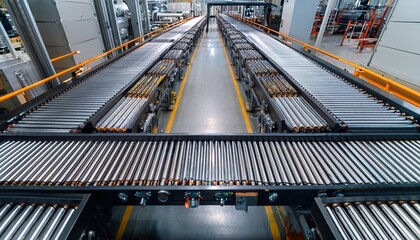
116,206,133,240
219,33,253,133
277,206,289,240
265,206,282,240
220,31,282,239
165,35,203,133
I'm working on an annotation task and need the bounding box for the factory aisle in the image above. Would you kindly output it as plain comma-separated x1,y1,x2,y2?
167,18,248,133
110,19,286,240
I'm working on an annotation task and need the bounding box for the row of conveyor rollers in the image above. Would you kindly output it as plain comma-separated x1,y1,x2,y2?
96,61,175,132
96,29,201,133
0,138,418,186
220,15,418,131
325,201,420,240
0,202,77,240
221,21,328,132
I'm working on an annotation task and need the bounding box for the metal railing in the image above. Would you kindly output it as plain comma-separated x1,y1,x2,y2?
230,14,420,108
0,17,192,103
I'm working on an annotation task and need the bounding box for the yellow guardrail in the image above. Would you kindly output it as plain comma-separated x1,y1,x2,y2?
0,17,192,103
230,14,420,108
50,51,80,63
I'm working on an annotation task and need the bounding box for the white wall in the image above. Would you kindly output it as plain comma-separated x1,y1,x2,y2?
280,0,319,43
168,2,191,13
368,0,420,88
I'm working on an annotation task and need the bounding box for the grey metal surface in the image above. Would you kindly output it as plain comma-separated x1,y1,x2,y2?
6,0,58,86
0,138,418,186
96,97,147,132
273,97,328,132
0,202,76,239
121,206,274,239
368,0,420,88
169,19,247,133
6,17,205,133
7,42,170,133
325,201,420,240
220,20,329,132
153,17,205,42
220,14,417,131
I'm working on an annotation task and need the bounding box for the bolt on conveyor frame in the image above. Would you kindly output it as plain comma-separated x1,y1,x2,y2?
0,132,418,208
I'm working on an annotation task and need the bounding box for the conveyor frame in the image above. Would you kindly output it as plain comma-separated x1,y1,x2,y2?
311,195,420,240
0,193,105,239
0,133,418,207
218,19,342,132
0,18,206,133
226,15,420,127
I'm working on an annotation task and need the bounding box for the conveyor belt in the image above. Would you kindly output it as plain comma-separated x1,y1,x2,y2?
220,14,418,131
313,196,420,240
3,17,205,133
0,202,77,239
0,135,418,187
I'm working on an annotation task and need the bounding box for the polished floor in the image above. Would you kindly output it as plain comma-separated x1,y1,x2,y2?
168,19,247,133
109,19,287,240
308,34,373,71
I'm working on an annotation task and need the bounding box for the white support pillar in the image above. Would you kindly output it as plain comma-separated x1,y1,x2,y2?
314,0,337,48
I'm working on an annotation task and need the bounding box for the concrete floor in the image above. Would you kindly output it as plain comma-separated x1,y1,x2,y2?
110,19,288,240
168,19,247,133
308,34,374,72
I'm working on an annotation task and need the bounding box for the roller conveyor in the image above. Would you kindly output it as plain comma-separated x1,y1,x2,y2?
220,20,330,132
147,60,177,75
0,203,77,239
312,196,420,240
258,75,297,97
238,50,264,62
172,42,189,51
0,135,418,187
1,17,205,133
163,50,184,60
96,97,148,132
0,193,99,240
220,14,419,131
273,97,328,132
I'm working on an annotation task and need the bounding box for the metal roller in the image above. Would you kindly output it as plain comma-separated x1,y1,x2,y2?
273,97,328,132
324,201,420,240
258,75,297,97
219,14,417,131
163,50,184,60
0,203,77,240
4,17,205,133
0,138,419,186
172,42,189,51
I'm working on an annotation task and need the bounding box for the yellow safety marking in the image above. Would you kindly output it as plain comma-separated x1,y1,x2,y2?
165,35,203,133
219,33,253,133
276,206,289,240
265,206,282,240
116,206,133,240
